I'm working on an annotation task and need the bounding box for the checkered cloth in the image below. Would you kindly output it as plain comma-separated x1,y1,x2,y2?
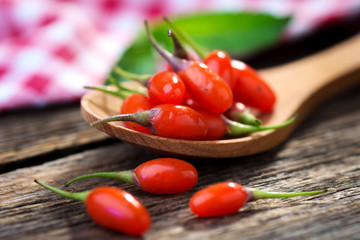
1,0,359,111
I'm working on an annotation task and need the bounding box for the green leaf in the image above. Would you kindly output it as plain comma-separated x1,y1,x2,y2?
107,12,291,84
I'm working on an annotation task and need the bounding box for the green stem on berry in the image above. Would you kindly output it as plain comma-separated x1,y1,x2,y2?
35,179,90,202
108,75,125,89
144,20,192,72
163,17,208,59
226,115,296,136
251,188,327,201
107,75,147,95
114,67,151,84
116,84,147,95
232,112,262,126
65,171,139,187
84,85,133,99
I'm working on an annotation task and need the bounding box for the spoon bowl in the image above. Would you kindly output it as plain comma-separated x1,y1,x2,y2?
81,34,360,158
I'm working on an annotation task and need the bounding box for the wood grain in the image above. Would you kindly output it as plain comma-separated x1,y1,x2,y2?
0,104,110,170
1,85,359,240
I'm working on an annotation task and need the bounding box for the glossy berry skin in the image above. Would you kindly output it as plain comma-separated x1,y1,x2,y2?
231,60,276,112
182,96,227,140
134,158,198,194
181,93,201,109
189,182,249,217
201,110,227,140
150,104,208,140
177,62,233,114
121,94,154,134
204,50,235,90
85,187,151,235
147,71,186,105
195,108,227,140
225,102,247,118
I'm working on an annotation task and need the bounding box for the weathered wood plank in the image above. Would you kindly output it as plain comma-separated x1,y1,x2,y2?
0,104,110,169
0,87,359,239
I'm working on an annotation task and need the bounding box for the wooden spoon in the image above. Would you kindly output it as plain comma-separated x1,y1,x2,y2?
81,34,360,158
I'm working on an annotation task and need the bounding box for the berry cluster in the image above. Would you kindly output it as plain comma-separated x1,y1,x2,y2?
89,19,295,140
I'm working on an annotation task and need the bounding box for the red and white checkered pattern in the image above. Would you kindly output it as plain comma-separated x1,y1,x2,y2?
0,0,359,111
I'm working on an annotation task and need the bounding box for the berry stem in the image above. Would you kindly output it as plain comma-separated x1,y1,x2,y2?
65,171,138,187
106,75,147,95
232,112,262,126
225,115,296,136
114,67,151,84
118,85,147,96
144,20,192,72
163,17,208,59
90,108,160,128
108,75,125,89
84,85,132,99
168,29,191,60
251,188,327,200
34,179,90,202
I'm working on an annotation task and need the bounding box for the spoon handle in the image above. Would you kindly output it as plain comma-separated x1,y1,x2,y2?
261,34,360,123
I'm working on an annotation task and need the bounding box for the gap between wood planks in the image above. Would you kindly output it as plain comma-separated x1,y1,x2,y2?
0,138,117,174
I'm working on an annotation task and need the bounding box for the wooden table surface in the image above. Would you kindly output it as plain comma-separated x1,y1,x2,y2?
1,21,360,240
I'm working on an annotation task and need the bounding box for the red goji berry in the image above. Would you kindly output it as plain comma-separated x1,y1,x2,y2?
182,95,227,140
184,106,227,140
91,104,208,140
65,158,198,195
232,60,276,113
177,62,233,114
113,67,187,105
35,180,151,235
86,187,150,235
190,182,249,217
204,50,235,90
147,71,186,105
190,182,326,217
133,158,197,194
197,109,227,140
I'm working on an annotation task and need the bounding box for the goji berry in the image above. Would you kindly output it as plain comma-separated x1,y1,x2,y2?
190,182,326,217
91,104,208,140
65,158,198,195
147,71,186,105
35,180,151,235
232,60,276,112
204,50,235,90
